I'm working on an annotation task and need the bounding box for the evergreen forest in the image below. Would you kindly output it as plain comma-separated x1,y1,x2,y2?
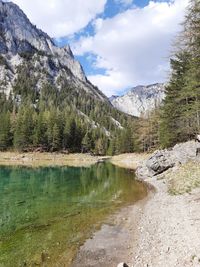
0,60,137,155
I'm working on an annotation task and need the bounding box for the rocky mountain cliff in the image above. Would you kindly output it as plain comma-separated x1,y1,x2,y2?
0,0,106,100
110,83,166,117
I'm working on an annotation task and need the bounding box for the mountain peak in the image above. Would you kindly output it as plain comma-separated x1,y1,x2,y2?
110,83,166,117
0,0,107,101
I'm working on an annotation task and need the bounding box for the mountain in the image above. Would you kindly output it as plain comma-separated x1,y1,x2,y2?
110,83,166,117
0,0,137,155
109,95,118,102
0,0,106,101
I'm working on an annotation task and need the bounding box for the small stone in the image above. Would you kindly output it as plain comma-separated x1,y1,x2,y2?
117,263,129,267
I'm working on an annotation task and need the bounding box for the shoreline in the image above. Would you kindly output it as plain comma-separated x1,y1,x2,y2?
72,153,154,267
112,154,200,267
72,153,200,267
72,190,153,267
0,152,110,167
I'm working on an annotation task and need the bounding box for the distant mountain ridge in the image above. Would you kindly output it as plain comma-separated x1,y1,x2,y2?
110,83,166,117
0,0,106,101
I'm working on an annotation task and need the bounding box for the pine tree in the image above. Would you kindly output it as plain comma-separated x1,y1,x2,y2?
160,50,191,147
160,0,200,147
52,123,61,151
0,112,12,150
14,105,35,151
107,138,116,156
33,112,47,149
82,131,93,153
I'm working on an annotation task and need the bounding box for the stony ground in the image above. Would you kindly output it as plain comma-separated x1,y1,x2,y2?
69,151,200,267
132,177,200,267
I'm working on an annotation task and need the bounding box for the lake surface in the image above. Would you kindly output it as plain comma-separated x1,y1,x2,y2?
0,162,147,267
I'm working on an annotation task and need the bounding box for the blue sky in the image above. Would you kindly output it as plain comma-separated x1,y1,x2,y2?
10,0,188,96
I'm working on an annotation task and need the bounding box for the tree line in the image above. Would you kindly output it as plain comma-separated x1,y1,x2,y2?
159,0,200,148
0,64,137,155
136,0,200,151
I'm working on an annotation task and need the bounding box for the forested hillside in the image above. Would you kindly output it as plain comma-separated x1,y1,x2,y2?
0,79,137,155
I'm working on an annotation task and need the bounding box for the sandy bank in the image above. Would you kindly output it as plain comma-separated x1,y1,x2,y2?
0,152,109,167
111,153,149,170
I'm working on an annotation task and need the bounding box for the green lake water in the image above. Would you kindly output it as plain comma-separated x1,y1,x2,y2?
0,162,147,267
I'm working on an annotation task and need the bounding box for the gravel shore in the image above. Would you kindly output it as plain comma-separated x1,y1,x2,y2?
131,176,200,267
73,154,200,267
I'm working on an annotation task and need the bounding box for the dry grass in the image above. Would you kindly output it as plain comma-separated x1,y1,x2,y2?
0,152,109,168
166,161,200,195
111,153,150,170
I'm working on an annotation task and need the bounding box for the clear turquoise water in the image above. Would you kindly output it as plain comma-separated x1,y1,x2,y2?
0,162,147,267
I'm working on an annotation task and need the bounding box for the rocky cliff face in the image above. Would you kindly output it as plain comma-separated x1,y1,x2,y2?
110,83,166,117
0,0,106,100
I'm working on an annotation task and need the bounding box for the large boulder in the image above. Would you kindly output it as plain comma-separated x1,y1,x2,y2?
136,140,198,180
146,150,175,174
136,150,174,180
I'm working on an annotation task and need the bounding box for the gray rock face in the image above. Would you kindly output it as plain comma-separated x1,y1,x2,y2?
0,0,106,101
110,83,165,117
146,150,175,174
136,141,198,180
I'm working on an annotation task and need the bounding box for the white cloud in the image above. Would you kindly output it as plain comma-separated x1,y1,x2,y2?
73,0,189,96
9,0,107,37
